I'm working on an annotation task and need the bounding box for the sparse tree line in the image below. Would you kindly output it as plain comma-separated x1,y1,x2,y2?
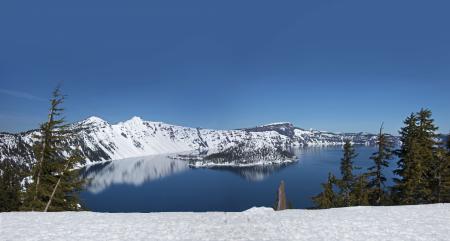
0,87,87,212
313,109,450,208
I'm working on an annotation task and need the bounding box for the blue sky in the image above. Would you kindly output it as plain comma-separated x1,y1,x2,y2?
1,0,449,134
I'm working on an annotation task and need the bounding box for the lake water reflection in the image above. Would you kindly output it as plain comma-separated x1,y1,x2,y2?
80,146,397,212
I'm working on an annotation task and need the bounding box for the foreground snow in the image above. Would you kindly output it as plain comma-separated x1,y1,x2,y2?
1,204,449,241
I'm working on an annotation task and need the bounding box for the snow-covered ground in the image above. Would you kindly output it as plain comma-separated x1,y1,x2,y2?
1,204,449,241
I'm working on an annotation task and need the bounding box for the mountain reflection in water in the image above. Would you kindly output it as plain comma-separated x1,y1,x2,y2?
207,164,294,182
81,155,189,193
80,146,385,212
81,155,291,193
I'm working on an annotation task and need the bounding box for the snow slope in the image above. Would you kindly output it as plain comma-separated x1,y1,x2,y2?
1,204,449,241
0,116,394,166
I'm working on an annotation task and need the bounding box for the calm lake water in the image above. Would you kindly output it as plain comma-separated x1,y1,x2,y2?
80,146,398,212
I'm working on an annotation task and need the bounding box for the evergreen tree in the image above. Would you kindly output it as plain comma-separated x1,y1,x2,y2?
367,124,393,205
393,109,439,204
351,174,370,206
0,159,24,211
313,173,337,209
434,134,450,203
22,86,85,211
416,109,439,203
445,135,450,202
393,113,420,204
337,140,358,207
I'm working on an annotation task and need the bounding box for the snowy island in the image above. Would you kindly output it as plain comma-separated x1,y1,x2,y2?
1,204,449,241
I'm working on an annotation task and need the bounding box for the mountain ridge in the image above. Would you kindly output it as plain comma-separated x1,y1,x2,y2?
0,116,397,167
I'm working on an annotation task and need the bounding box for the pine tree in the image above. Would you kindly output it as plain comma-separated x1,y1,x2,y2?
367,124,393,205
313,172,337,209
337,139,358,207
416,109,439,203
393,113,420,204
0,159,24,211
444,135,450,202
22,86,85,211
393,109,439,204
351,174,370,206
434,134,450,203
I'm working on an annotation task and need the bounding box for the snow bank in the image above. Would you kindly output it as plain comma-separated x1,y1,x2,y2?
1,204,449,241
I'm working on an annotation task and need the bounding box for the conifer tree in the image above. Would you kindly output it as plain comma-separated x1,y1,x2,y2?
444,135,450,202
434,146,450,203
313,173,337,209
393,113,420,204
0,159,24,211
393,109,439,204
22,86,85,211
367,124,393,205
433,134,450,203
337,140,358,207
351,174,370,206
416,109,439,203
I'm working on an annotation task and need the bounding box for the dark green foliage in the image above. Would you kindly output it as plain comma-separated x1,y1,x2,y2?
351,174,370,206
314,141,366,208
22,86,85,211
432,133,450,203
417,109,439,203
393,109,439,204
393,113,422,204
367,124,394,205
313,109,448,209
313,173,337,209
434,146,450,203
0,159,26,211
337,140,358,207
444,135,450,202
43,152,85,211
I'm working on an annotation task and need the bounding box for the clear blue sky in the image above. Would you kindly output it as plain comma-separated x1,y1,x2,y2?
1,0,449,134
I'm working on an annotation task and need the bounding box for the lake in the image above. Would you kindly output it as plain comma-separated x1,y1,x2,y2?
80,146,398,212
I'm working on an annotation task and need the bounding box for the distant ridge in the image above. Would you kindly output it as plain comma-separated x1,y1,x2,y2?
0,116,397,167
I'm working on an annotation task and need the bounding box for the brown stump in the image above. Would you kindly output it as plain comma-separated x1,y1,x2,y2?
276,180,287,211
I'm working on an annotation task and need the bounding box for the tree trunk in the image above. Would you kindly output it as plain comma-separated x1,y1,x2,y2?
33,112,53,211
44,160,70,212
276,180,287,211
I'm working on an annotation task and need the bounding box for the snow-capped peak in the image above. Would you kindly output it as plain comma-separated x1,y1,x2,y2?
83,116,107,124
126,116,144,124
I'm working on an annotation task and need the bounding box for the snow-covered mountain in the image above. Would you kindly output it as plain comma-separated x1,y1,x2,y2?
0,116,394,167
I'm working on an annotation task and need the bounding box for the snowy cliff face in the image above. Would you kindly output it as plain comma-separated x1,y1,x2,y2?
0,116,392,166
